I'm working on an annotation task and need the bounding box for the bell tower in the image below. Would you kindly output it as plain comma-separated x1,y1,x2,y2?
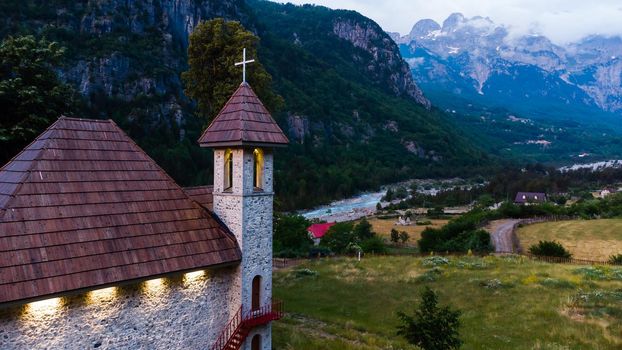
199,73,288,348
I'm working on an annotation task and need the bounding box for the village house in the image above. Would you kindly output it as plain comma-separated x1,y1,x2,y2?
307,222,335,245
599,187,619,198
0,72,288,349
514,192,547,205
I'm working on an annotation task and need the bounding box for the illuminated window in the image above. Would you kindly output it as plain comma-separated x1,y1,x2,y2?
253,148,264,191
224,149,233,191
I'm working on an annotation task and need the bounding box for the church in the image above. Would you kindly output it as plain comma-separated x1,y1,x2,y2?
0,53,288,349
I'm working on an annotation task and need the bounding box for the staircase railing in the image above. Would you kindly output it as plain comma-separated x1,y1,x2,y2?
210,305,243,350
210,300,283,350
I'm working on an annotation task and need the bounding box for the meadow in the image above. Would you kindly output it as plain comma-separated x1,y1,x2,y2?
273,255,622,349
361,218,449,247
517,219,622,260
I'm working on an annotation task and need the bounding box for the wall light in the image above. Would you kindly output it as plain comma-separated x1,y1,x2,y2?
25,297,62,316
87,287,117,303
145,278,165,293
184,270,205,283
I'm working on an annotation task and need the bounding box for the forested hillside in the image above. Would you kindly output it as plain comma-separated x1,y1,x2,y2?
0,0,491,210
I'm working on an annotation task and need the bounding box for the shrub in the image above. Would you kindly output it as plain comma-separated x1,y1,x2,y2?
293,268,318,278
528,240,572,258
397,287,462,350
609,254,622,265
390,228,400,243
360,236,386,254
422,256,450,267
399,231,410,244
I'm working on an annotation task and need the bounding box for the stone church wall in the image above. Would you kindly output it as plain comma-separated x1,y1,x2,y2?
0,266,237,350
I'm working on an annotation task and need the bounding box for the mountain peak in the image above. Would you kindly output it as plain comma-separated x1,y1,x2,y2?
409,19,441,39
442,12,465,32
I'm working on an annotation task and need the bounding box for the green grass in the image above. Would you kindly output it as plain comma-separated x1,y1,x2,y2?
273,255,622,349
518,219,622,260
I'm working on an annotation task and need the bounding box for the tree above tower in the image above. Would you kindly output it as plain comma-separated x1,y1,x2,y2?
182,19,283,125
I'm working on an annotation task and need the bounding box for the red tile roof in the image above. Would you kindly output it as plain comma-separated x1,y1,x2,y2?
183,185,214,211
0,117,241,305
307,223,336,239
198,83,289,147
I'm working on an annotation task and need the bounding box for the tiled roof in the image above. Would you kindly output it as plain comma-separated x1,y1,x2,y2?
0,117,241,305
198,82,289,147
307,223,335,239
183,185,214,211
514,192,547,203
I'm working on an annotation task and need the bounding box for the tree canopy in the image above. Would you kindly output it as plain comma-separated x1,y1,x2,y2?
182,19,283,125
0,35,76,161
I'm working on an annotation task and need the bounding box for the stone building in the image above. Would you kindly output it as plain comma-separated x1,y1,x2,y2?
0,82,288,350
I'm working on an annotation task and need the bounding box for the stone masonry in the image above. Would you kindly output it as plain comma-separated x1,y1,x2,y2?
0,267,237,350
212,148,274,350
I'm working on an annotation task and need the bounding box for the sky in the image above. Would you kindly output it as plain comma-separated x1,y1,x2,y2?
281,0,622,44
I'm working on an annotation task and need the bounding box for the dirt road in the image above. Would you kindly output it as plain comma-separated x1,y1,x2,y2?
486,219,521,253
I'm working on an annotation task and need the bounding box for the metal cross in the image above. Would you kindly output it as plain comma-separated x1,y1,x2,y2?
234,48,255,83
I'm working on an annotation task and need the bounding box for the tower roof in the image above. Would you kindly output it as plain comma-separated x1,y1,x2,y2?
0,117,241,305
198,83,289,147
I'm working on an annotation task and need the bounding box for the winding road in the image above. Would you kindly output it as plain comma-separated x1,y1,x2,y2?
486,219,521,253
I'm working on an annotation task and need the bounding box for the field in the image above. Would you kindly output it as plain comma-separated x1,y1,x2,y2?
517,219,622,260
363,218,449,246
273,255,622,349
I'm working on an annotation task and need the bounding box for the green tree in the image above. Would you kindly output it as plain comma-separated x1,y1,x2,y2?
397,287,462,350
354,218,374,240
0,35,76,162
321,222,355,254
182,19,283,124
399,231,409,244
390,228,400,243
273,214,313,257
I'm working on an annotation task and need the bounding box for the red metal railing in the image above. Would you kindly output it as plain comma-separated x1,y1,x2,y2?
210,305,243,350
210,300,283,350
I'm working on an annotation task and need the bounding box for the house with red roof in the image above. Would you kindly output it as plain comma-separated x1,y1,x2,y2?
308,222,336,245
0,78,286,349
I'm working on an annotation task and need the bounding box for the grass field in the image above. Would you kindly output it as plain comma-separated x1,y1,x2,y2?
363,218,449,246
517,219,622,260
273,255,622,349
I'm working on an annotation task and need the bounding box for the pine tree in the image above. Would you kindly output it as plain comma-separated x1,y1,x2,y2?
397,287,462,350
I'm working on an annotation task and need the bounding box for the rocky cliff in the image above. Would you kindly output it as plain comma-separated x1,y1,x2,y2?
332,17,429,108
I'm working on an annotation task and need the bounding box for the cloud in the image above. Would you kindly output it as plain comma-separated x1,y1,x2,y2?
279,0,622,44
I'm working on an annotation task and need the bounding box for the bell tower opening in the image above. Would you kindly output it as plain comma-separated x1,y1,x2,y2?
253,148,264,191
224,149,233,191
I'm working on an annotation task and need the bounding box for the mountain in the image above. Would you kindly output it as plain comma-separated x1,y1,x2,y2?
396,13,622,118
0,1,489,210
392,13,622,163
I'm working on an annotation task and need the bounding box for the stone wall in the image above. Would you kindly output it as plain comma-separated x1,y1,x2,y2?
0,266,237,350
212,147,274,350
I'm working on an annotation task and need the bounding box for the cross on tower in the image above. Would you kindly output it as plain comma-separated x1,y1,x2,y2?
234,48,255,83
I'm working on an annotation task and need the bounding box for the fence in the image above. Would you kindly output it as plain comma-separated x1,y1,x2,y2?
274,251,621,268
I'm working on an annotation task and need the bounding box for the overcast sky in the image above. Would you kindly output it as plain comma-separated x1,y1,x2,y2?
281,0,622,44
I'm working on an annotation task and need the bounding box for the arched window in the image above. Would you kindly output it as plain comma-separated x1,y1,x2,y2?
251,334,261,350
252,275,261,311
224,149,233,191
253,148,264,191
